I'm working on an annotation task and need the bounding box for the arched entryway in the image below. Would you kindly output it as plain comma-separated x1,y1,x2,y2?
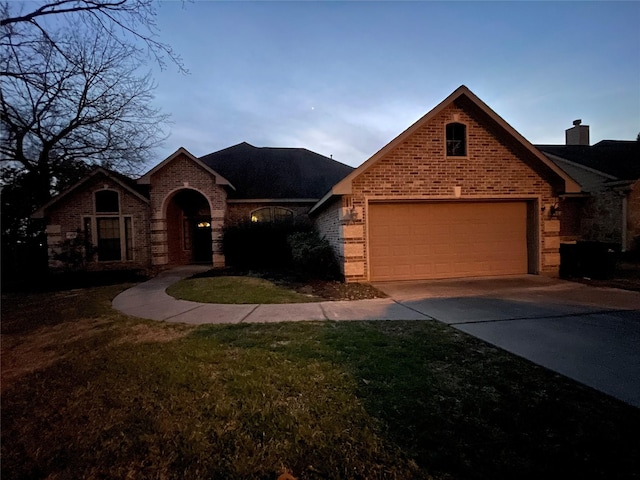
165,189,213,264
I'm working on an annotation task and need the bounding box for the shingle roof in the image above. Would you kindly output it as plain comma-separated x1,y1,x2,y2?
536,141,640,181
199,142,354,199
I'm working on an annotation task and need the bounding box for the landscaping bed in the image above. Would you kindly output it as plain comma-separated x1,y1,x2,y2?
570,260,640,292
189,268,387,301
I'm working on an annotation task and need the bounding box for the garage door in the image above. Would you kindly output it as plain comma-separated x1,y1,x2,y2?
369,202,529,281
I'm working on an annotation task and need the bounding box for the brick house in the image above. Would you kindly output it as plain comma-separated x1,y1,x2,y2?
39,85,624,282
537,123,640,253
33,145,352,270
311,86,581,282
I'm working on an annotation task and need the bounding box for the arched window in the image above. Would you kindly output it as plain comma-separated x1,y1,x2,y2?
250,207,294,223
446,122,467,157
95,190,119,213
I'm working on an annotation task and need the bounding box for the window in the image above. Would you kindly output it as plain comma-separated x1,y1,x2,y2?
97,217,121,261
95,190,119,213
88,190,133,262
250,207,294,223
124,217,133,261
446,122,467,156
183,218,192,250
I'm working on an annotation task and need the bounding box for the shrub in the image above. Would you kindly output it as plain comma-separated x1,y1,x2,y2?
287,231,340,280
53,229,96,271
221,222,340,279
222,221,312,270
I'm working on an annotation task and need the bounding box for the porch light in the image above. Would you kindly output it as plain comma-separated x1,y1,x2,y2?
197,222,211,228
251,215,258,223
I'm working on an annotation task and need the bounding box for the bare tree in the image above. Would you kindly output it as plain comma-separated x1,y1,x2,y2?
0,1,182,275
1,0,184,72
1,24,168,205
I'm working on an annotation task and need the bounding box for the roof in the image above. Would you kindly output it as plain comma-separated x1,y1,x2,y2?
199,142,354,200
536,141,640,181
311,85,581,214
32,167,149,218
138,147,233,188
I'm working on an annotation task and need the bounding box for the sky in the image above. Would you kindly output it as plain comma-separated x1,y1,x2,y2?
149,1,640,168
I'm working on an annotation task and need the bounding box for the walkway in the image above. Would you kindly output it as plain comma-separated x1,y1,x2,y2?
112,265,428,324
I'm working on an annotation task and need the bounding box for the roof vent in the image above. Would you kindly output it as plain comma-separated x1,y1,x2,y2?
566,119,590,146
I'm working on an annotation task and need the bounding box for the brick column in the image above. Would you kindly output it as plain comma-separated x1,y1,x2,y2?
150,217,168,266
211,209,225,267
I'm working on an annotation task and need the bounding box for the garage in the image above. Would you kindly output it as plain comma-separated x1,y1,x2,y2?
368,201,531,281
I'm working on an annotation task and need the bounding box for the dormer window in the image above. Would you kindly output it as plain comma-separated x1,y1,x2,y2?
446,122,467,157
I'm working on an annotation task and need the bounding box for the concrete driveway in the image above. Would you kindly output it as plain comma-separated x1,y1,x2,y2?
374,275,640,408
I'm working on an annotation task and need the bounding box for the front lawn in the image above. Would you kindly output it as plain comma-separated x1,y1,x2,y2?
167,276,320,303
2,286,639,479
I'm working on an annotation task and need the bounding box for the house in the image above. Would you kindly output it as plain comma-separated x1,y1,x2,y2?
33,144,353,269
34,85,587,281
536,122,640,253
311,86,581,282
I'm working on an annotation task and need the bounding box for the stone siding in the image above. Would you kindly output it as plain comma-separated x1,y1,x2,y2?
627,180,640,252
579,188,623,246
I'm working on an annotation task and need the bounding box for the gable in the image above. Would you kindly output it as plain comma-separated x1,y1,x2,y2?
323,86,580,201
138,147,233,188
32,168,148,218
350,101,561,198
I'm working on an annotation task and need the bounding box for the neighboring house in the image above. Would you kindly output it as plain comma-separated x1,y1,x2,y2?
33,144,352,269
537,124,640,253
34,85,589,281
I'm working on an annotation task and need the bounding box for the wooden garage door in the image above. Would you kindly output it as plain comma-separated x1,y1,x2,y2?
369,202,529,281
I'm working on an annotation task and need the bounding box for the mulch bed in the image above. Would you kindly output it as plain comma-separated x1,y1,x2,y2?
565,260,640,293
191,268,387,301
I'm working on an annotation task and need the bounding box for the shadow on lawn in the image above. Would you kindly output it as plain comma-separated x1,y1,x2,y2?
196,321,640,480
3,316,640,480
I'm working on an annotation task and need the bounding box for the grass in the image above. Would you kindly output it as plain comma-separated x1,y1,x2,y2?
2,286,639,479
166,276,320,304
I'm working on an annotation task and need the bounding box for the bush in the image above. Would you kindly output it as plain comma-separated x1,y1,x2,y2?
288,231,340,280
221,222,340,280
560,241,619,279
222,221,312,270
53,229,96,271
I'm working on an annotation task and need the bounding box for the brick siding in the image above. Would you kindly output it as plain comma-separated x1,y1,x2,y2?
313,197,344,272
45,173,150,270
340,102,562,282
226,202,313,225
148,153,227,267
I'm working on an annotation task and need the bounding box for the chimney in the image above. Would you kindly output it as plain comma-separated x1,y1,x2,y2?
565,119,590,146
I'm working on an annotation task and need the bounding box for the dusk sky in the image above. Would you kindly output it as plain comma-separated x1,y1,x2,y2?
150,1,640,168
